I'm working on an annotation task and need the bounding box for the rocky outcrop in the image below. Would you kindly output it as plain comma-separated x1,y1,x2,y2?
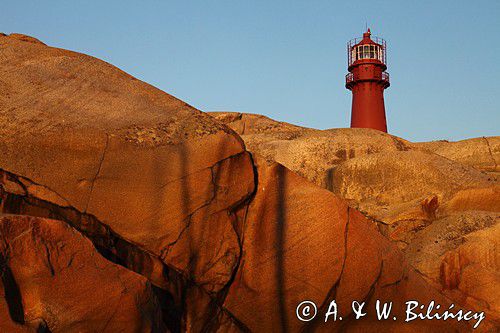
405,212,500,324
221,157,468,332
329,150,496,225
211,112,411,188
0,32,253,292
211,112,500,177
211,112,498,231
1,33,255,331
0,215,163,332
0,35,485,332
211,112,500,329
415,137,500,174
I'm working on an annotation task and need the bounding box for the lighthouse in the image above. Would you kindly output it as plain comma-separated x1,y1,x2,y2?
346,29,390,132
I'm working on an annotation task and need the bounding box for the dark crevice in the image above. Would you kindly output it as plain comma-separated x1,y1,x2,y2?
325,167,335,192
275,164,288,333
151,284,183,333
0,170,182,330
0,253,25,324
36,319,52,333
42,243,55,276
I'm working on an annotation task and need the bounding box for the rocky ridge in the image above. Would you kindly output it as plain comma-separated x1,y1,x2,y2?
211,111,500,329
0,34,490,332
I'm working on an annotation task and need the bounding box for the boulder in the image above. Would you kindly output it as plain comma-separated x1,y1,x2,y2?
0,34,255,297
0,214,163,332
406,212,500,326
211,112,500,329
220,157,469,332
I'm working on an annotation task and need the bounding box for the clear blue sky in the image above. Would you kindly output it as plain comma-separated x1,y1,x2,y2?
1,1,499,141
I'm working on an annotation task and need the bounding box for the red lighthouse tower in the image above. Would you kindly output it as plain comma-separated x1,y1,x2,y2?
346,29,390,132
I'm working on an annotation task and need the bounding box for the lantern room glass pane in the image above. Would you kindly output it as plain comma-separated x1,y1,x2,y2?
354,44,387,61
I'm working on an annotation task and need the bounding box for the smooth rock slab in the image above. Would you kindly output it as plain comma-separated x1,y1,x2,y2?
0,214,164,332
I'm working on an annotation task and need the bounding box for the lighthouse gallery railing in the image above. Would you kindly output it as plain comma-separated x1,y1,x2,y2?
345,71,389,85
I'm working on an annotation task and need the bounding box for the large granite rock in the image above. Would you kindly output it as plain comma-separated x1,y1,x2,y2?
220,157,469,332
210,112,499,177
415,137,500,175
0,33,255,331
0,33,254,296
405,212,500,324
211,112,500,329
0,34,485,332
0,214,163,332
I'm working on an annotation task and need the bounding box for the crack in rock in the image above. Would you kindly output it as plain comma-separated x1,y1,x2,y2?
483,136,498,170
300,206,351,332
84,133,109,212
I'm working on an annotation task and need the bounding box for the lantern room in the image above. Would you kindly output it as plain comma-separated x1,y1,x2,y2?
347,29,387,69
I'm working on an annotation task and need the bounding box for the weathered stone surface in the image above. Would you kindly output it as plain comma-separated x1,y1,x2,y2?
0,34,255,297
212,112,500,329
329,150,497,224
406,212,500,326
222,157,469,332
0,214,163,332
211,112,410,188
211,111,498,236
0,35,491,332
415,136,500,174
211,112,500,176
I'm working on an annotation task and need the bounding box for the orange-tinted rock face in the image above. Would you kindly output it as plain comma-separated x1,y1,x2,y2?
221,158,469,332
406,212,500,327
0,35,489,332
0,215,164,332
0,32,255,296
211,112,500,330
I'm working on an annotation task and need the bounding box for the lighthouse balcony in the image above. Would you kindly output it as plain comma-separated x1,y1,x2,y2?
345,71,390,88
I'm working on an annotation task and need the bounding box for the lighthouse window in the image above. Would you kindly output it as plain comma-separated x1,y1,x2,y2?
369,45,375,58
355,45,383,61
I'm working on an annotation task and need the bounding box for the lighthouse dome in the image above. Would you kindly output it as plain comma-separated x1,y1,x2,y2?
348,29,386,65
